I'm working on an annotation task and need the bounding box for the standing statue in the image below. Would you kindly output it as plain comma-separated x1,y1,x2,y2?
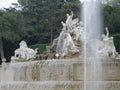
56,21,67,54
65,11,73,32
102,27,109,42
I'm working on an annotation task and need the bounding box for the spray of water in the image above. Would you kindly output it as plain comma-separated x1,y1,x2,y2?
82,0,103,90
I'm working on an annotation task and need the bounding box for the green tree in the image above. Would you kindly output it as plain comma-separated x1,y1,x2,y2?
0,0,81,62
103,5,120,34
109,0,120,7
0,8,28,62
103,4,120,53
18,0,81,44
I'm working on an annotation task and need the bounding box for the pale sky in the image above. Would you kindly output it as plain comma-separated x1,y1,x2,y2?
0,0,107,9
0,0,84,9
0,0,18,9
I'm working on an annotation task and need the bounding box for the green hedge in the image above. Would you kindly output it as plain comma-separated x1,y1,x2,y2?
29,43,50,54
114,34,120,53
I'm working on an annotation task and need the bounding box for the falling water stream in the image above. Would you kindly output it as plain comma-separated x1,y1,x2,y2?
82,0,103,90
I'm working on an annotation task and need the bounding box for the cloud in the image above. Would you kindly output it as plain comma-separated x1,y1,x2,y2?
0,0,18,9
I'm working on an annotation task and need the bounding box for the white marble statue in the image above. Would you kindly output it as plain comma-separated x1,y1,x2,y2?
61,33,79,57
46,11,118,59
56,21,67,54
99,27,117,57
12,40,38,61
55,12,82,57
14,40,28,59
19,40,28,48
72,21,84,42
26,48,38,60
65,11,73,32
61,21,67,31
71,18,79,28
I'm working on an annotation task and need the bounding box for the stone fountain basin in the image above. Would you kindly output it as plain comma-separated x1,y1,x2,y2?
0,58,120,81
0,81,120,90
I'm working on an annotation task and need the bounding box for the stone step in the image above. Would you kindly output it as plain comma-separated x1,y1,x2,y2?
0,59,120,81
0,81,120,90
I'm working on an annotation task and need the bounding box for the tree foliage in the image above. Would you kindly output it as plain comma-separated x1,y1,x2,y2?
103,5,120,34
103,4,120,53
0,8,29,62
0,0,81,61
109,0,120,7
1,0,120,61
0,8,29,42
18,0,81,44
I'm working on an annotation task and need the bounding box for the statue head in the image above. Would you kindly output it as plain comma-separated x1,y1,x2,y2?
19,40,28,48
66,13,69,17
102,34,106,39
102,34,105,37
80,21,84,27
105,27,108,31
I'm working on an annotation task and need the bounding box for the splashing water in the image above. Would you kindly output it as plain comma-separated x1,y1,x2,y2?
82,0,103,90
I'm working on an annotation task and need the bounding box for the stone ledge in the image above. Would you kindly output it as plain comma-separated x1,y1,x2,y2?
1,59,120,81
0,81,120,90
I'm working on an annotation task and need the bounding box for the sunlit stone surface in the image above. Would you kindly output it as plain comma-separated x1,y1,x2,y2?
1,59,120,90
0,81,120,90
1,59,120,82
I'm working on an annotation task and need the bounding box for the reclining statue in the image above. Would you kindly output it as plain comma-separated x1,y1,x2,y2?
99,27,117,57
12,40,38,61
61,33,79,57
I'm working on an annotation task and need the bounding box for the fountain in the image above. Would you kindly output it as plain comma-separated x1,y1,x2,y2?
83,1,103,90
0,0,120,90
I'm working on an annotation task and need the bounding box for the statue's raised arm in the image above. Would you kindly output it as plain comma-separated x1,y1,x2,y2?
71,11,73,18
61,21,67,31
65,11,74,31
105,27,109,38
